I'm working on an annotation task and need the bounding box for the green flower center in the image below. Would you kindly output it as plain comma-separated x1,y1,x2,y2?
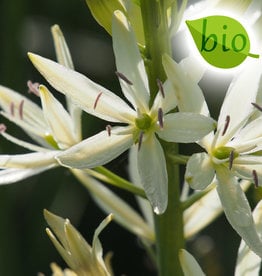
135,113,153,130
213,146,238,160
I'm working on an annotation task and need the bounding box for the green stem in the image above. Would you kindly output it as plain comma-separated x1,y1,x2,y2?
89,166,146,198
154,144,185,276
140,0,171,103
140,1,184,275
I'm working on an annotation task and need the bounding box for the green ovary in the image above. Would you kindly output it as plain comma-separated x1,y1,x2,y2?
213,146,238,160
135,113,153,130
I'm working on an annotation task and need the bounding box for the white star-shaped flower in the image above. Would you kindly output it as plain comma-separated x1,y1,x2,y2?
29,11,215,214
163,54,262,257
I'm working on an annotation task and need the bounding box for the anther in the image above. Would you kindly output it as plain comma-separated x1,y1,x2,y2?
252,102,262,112
158,108,164,129
157,79,165,98
10,102,15,116
115,71,133,85
229,150,234,170
222,115,230,136
252,169,259,188
138,131,144,151
0,124,6,133
19,100,24,120
106,125,112,136
93,92,102,110
27,80,40,96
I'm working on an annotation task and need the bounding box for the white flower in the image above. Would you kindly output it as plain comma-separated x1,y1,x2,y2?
28,11,215,214
163,54,262,257
0,25,81,185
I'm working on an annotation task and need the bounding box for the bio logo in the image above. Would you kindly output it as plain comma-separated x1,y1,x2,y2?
186,15,259,69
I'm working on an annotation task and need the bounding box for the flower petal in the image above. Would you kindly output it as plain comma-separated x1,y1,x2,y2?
233,155,262,185
51,24,74,69
162,55,213,148
216,58,262,145
184,180,251,239
185,153,215,190
0,165,56,185
0,151,58,169
137,135,168,214
235,200,262,276
56,127,133,169
28,53,136,123
112,10,149,112
151,80,177,115
39,85,77,148
73,170,154,241
51,24,82,141
0,85,47,134
128,146,154,229
157,112,215,143
216,166,262,258
162,54,210,116
179,249,205,276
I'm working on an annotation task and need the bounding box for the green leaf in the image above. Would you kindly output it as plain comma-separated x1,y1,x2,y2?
186,15,259,69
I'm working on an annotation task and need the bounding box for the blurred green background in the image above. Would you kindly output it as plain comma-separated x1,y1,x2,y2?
0,0,261,275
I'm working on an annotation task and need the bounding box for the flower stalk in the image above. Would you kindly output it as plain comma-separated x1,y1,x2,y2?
140,1,184,275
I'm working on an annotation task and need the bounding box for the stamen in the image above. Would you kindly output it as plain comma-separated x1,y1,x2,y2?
115,71,133,85
10,102,15,116
93,92,102,110
252,102,262,112
27,80,40,96
252,169,258,188
106,125,112,136
19,100,24,120
157,79,165,98
228,150,234,170
222,115,230,136
138,131,144,151
0,124,6,133
158,108,164,129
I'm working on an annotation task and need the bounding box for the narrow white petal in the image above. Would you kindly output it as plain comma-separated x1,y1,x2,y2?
0,85,47,133
51,24,82,141
179,249,206,276
235,200,262,276
216,166,262,258
184,183,222,238
230,116,262,145
28,53,136,123
162,54,213,148
179,55,206,83
217,58,262,145
0,151,58,169
138,135,168,214
112,11,149,111
1,131,50,152
184,180,251,239
73,170,154,241
128,146,154,229
0,165,56,185
151,80,177,115
185,153,215,190
39,85,77,148
157,112,215,143
162,54,210,116
51,24,74,69
233,155,262,184
56,127,133,169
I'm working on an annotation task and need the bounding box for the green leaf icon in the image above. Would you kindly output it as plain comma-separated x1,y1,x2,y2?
186,16,259,69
